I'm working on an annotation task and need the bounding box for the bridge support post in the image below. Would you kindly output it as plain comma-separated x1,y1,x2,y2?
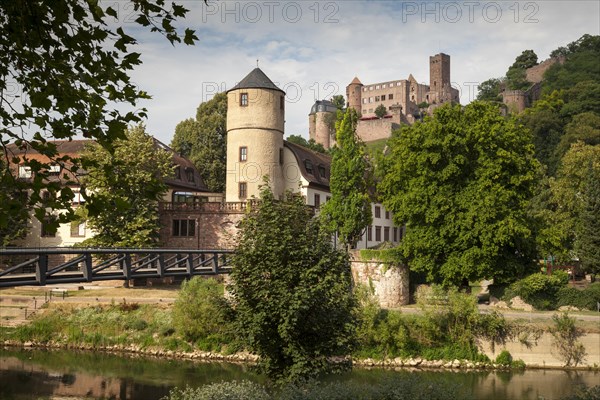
37,255,48,286
157,254,165,278
123,254,132,280
186,253,194,276
83,253,93,282
212,253,218,274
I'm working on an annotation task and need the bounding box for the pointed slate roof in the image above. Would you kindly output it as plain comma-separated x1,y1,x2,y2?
227,67,285,94
350,76,363,85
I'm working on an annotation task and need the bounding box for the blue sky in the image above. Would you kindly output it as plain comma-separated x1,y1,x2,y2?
119,0,600,144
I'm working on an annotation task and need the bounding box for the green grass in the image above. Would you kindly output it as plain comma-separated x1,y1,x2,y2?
365,138,389,157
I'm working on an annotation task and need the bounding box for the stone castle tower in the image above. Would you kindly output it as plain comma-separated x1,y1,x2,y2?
429,53,452,104
225,68,286,202
346,76,363,115
308,99,338,149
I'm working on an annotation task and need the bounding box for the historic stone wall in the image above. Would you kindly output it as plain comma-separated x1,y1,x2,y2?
502,90,528,113
356,118,400,143
526,57,563,84
159,207,244,250
350,253,409,308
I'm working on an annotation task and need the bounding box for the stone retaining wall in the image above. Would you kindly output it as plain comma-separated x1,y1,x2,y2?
350,254,409,308
480,332,600,368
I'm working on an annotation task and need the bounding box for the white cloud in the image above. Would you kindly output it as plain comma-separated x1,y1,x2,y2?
122,0,600,144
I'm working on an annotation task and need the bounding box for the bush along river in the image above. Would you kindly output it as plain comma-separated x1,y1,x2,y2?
1,348,599,400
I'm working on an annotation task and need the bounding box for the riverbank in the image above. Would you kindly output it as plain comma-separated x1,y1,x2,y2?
2,284,599,371
2,334,599,372
3,347,598,400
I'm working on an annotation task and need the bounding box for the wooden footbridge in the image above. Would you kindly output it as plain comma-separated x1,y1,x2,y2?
0,248,233,288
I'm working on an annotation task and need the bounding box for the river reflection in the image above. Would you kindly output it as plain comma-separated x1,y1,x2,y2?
1,348,598,400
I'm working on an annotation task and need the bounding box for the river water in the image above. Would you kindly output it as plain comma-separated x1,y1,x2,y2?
1,348,598,400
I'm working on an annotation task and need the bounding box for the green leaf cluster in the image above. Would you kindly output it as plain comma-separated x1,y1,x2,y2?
80,125,173,248
0,0,197,234
171,93,227,192
230,183,357,382
285,135,328,155
378,102,539,285
506,50,538,91
504,272,567,310
320,108,372,247
172,277,235,351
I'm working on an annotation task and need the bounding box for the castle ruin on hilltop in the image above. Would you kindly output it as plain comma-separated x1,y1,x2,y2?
310,53,460,148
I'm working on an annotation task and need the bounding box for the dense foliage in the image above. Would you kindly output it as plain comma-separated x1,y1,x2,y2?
0,157,29,245
172,277,234,351
378,102,539,285
321,108,372,247
80,125,173,248
170,93,227,192
230,183,357,382
285,135,328,154
0,0,198,234
505,50,538,90
504,272,568,310
557,283,600,311
355,285,515,362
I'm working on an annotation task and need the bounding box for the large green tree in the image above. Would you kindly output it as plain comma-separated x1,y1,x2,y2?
544,34,600,94
506,50,538,90
1,0,199,235
378,102,539,285
577,164,600,274
230,183,356,382
321,108,372,247
80,125,173,248
546,142,600,267
331,94,346,110
476,78,504,102
171,92,227,192
519,91,567,174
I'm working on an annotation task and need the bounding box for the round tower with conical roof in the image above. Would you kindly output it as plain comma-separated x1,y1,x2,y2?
346,76,363,116
225,68,286,202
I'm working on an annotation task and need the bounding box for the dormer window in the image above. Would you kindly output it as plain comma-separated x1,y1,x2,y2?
304,160,314,175
318,165,326,178
174,166,181,180
240,93,249,106
185,168,195,183
18,166,32,179
49,164,61,176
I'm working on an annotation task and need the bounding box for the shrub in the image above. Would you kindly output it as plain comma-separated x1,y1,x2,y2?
278,376,468,400
511,359,526,369
172,277,234,347
495,350,513,366
163,381,270,400
551,312,587,367
557,282,600,311
355,285,506,362
507,273,566,310
561,385,600,400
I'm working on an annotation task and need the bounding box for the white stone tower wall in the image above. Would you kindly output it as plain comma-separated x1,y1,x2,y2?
226,88,285,202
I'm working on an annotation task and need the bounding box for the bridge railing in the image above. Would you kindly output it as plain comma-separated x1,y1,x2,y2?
0,248,234,288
